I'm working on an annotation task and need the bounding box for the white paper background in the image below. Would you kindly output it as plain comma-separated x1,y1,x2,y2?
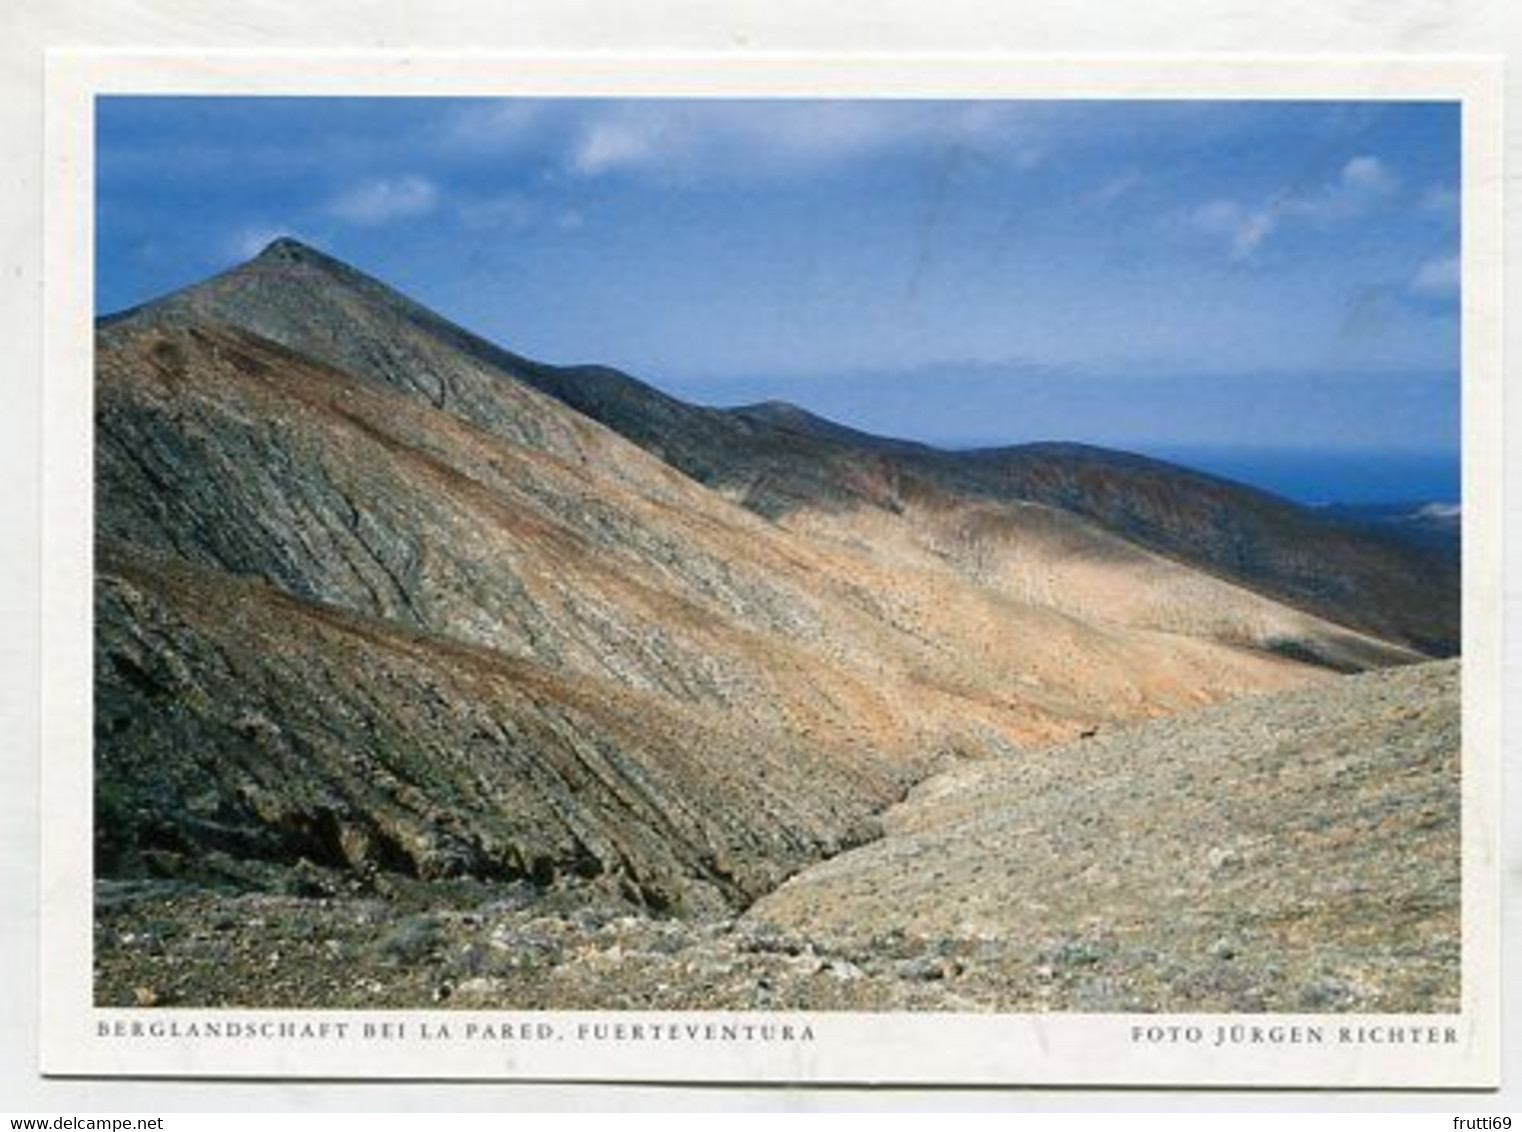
4,0,1519,1113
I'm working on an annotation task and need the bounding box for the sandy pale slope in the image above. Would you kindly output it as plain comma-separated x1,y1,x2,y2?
745,659,1460,1013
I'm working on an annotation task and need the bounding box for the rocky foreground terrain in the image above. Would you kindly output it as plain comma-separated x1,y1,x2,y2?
96,660,1459,1012
94,238,1460,1012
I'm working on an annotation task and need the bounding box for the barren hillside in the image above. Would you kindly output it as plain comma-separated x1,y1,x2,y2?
96,662,1459,1012
748,659,1461,1013
92,239,1458,1011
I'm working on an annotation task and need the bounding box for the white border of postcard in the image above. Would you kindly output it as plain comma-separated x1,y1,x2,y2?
40,51,1504,1087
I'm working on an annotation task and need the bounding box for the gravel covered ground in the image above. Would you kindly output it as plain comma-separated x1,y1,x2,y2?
751,658,1461,1013
96,660,1459,1014
97,875,1025,1012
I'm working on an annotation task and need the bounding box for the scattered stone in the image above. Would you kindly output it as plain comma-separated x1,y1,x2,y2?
896,956,946,981
823,959,864,982
1206,846,1241,871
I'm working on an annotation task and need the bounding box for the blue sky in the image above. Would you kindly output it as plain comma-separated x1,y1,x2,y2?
97,97,1461,501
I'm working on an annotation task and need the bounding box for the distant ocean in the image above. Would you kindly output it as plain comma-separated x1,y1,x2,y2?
682,369,1459,509
1145,448,1461,507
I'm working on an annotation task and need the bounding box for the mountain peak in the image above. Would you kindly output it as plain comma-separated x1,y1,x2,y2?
255,235,314,260
246,236,354,276
99,235,369,332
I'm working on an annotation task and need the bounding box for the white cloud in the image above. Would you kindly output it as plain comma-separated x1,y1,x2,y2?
1189,199,1277,261
1340,155,1397,194
572,119,658,176
1282,154,1399,223
1410,254,1460,297
1187,153,1399,261
559,101,1037,183
430,99,1302,188
326,175,440,226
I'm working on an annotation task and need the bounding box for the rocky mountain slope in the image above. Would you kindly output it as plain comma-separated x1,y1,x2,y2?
96,309,1377,907
746,658,1461,1012
117,239,1458,657
95,660,1459,1012
93,238,1459,1009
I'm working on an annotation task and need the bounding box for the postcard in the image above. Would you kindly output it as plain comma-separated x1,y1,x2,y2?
40,51,1502,1086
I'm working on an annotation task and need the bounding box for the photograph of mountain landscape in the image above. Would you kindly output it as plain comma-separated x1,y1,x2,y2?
92,95,1463,1016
